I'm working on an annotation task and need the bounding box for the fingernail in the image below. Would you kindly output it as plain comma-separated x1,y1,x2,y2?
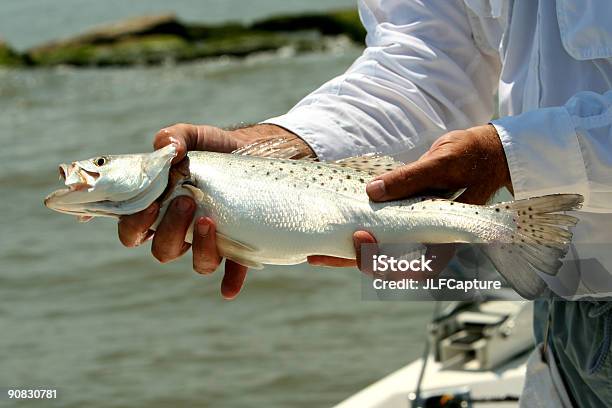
366,179,386,200
196,218,210,236
174,197,193,213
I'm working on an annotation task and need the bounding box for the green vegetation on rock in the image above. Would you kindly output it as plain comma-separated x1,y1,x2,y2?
251,9,365,43
0,40,25,67
3,9,365,68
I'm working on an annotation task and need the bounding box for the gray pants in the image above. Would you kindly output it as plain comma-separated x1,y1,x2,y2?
534,299,612,408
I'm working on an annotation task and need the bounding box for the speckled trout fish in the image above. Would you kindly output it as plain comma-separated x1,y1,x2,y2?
44,142,583,299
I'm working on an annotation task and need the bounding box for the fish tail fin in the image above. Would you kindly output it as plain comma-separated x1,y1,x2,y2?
482,194,583,299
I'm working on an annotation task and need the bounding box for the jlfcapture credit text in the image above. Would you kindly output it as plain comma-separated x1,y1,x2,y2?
371,254,503,292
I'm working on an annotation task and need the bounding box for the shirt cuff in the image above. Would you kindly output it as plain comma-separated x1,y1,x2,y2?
491,107,588,201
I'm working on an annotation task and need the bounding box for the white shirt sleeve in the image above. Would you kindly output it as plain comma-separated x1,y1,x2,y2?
492,91,612,213
262,0,501,162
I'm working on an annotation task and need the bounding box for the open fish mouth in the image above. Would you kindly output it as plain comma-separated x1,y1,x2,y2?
43,163,102,212
58,163,99,191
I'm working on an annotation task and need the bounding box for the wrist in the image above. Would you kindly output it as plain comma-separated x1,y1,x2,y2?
468,124,513,193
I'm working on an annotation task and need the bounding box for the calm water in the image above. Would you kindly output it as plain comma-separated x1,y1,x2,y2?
0,2,432,407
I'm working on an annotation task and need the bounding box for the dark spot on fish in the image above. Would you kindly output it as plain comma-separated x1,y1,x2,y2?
346,175,351,179
359,178,365,183
528,207,533,211
317,166,322,169
475,211,479,215
312,177,317,181
495,208,500,212
505,205,510,209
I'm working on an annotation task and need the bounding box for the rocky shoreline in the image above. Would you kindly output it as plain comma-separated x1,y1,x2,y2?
0,9,364,68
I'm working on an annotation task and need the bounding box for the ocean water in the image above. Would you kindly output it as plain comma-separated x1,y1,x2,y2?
0,2,433,407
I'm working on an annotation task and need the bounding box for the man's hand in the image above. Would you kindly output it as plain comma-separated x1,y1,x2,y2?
118,123,312,299
366,124,512,204
311,124,512,270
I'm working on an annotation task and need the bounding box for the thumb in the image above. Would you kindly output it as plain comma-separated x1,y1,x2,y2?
153,124,199,164
365,157,448,202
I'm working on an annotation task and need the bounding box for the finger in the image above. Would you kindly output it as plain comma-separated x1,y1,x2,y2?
153,124,198,163
365,157,452,202
307,255,357,268
151,196,196,263
353,231,378,275
192,217,222,275
118,203,159,247
221,261,249,300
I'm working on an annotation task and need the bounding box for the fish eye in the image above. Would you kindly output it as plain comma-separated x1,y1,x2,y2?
93,157,107,167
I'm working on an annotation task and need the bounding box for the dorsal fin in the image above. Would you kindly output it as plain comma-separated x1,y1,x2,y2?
232,136,316,160
329,153,404,176
232,137,404,176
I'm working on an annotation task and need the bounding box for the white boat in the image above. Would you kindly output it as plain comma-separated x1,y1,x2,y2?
335,298,533,408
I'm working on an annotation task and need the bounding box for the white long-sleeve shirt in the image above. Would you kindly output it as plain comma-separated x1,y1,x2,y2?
263,0,612,298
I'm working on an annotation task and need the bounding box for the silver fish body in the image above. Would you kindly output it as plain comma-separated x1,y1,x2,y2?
175,152,510,265
45,145,583,299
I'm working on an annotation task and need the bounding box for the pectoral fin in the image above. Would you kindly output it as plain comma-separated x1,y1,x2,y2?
182,183,205,202
216,232,264,269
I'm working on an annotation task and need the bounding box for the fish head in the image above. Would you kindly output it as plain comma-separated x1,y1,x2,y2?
44,144,176,219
